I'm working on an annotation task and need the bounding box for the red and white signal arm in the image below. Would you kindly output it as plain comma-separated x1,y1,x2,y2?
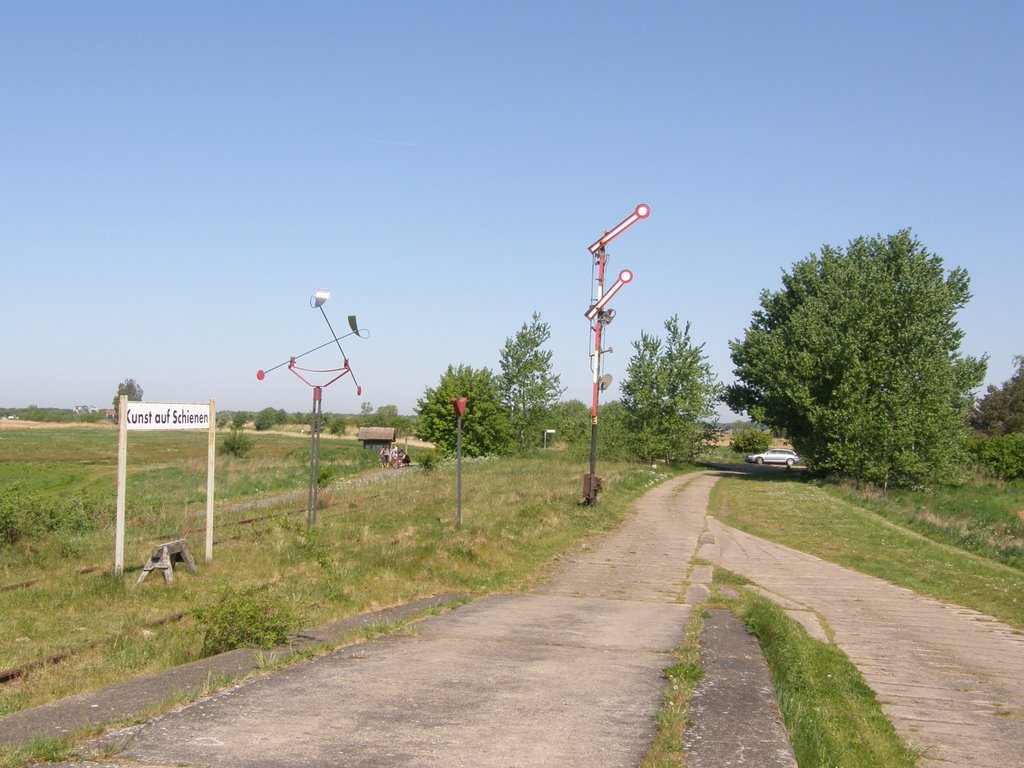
585,269,634,321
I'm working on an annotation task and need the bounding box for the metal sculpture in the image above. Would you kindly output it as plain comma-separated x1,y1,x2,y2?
257,289,368,526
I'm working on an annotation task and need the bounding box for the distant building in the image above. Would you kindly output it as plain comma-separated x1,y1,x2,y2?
357,426,395,452
74,405,99,414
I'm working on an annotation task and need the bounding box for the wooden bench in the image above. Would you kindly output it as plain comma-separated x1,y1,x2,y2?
134,539,198,586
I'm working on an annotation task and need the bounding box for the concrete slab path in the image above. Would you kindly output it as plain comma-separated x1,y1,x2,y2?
24,467,1023,767
54,473,719,768
698,511,1024,767
685,609,796,767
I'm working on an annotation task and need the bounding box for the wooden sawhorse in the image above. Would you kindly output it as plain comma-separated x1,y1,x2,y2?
135,539,198,586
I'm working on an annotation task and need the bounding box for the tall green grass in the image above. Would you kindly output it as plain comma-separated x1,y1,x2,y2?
740,592,918,767
0,426,671,716
710,474,1024,628
830,479,1024,568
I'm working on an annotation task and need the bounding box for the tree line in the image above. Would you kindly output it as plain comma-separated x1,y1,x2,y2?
27,228,1023,489
416,230,1022,488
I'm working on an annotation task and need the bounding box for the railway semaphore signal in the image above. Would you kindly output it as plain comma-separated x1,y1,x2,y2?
582,204,649,505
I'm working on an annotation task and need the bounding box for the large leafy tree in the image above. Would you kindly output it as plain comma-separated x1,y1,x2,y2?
416,365,513,457
973,356,1024,436
112,378,143,421
498,312,565,450
726,230,986,488
620,316,722,464
548,399,633,462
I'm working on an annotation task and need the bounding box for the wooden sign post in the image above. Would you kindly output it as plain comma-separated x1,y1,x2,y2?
115,397,217,575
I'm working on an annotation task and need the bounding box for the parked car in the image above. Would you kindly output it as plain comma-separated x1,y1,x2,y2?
745,448,800,467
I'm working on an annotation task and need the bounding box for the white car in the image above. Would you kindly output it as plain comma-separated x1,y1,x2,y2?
745,448,800,467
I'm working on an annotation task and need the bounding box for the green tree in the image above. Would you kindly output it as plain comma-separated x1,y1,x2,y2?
253,407,279,431
498,312,565,450
967,433,1024,480
363,404,398,427
358,402,374,424
620,316,722,464
730,426,773,455
219,426,253,457
596,400,634,461
415,365,513,457
112,378,143,421
547,399,633,461
231,411,250,429
549,399,590,456
726,230,986,488
973,356,1024,436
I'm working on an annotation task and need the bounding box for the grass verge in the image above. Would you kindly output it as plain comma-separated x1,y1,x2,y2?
641,563,916,768
736,585,918,767
639,590,706,767
829,479,1024,569
709,474,1024,629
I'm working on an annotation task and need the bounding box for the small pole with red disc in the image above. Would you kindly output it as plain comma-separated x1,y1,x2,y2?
451,397,467,527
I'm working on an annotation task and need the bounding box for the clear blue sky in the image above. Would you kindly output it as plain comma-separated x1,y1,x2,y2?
2,1,1020,418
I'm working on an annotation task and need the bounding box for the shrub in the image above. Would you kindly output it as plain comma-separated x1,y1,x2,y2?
0,484,38,544
219,426,253,458
968,434,1024,481
317,464,336,487
193,586,299,656
730,428,773,455
253,408,276,431
418,450,438,471
43,495,99,534
0,485,100,545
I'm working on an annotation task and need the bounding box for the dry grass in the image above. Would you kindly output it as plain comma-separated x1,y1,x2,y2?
1,428,668,715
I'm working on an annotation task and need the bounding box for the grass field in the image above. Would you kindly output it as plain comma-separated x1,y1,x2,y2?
0,423,669,717
709,472,1024,629
4,423,1024,768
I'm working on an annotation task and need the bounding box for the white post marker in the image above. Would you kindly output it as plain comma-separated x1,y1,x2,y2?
206,399,216,563
114,399,217,575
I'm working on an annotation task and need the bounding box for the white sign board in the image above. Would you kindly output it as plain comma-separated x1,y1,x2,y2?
115,397,217,575
124,402,211,431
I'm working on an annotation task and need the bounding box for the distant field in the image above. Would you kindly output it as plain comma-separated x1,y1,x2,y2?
0,421,375,506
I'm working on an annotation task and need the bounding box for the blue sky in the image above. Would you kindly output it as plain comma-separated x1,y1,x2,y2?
2,1,1020,418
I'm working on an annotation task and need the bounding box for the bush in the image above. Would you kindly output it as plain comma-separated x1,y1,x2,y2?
418,450,438,471
730,428,773,455
219,426,253,458
38,495,98,535
968,434,1024,481
193,586,298,656
0,485,100,545
0,484,37,544
253,408,277,431
317,464,336,487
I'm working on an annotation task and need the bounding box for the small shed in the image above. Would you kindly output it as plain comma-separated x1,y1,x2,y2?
358,426,396,452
